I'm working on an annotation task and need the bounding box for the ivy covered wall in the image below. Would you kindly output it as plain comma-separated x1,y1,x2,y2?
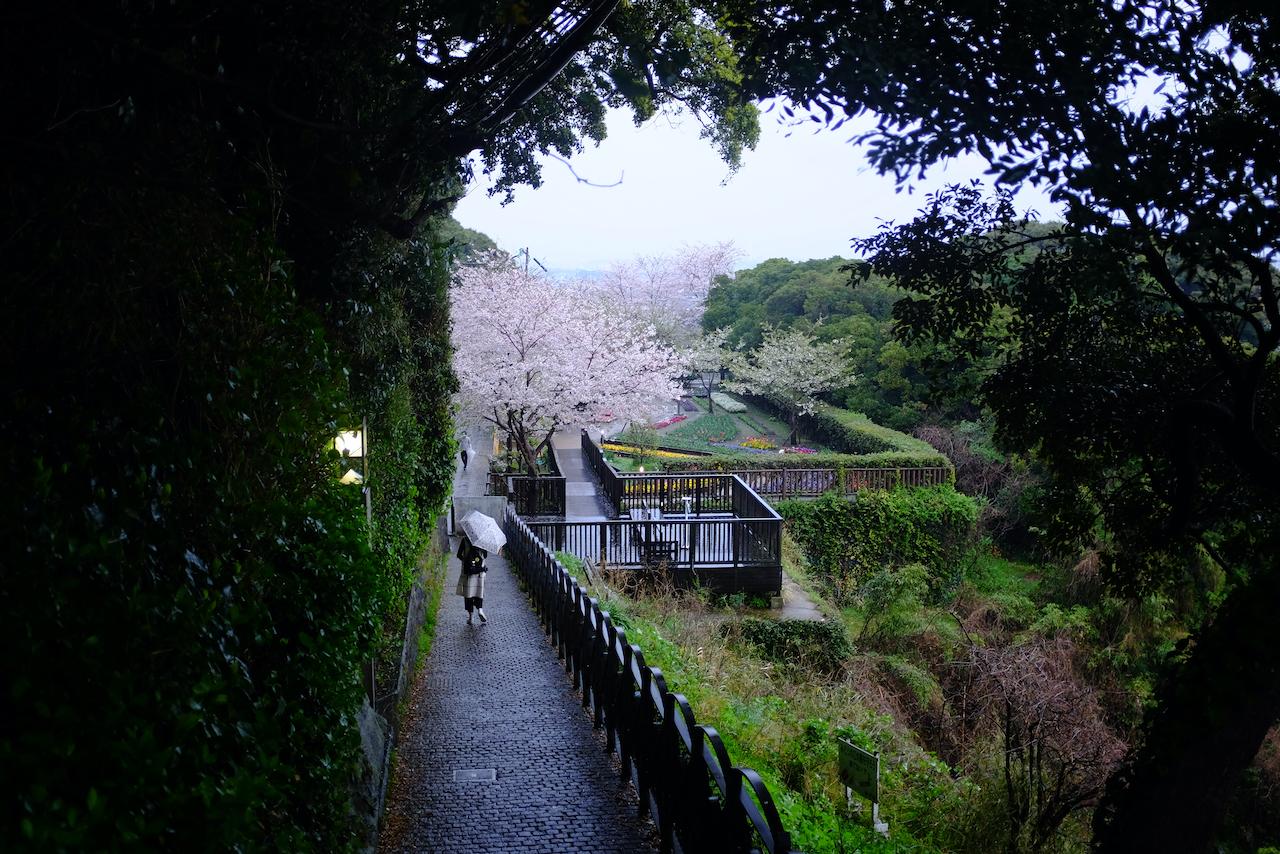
779,489,979,603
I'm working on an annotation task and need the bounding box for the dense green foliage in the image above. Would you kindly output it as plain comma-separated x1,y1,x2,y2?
731,618,853,675
720,1,1280,846
434,217,501,260
7,257,376,847
705,257,988,430
779,490,978,603
2,208,457,847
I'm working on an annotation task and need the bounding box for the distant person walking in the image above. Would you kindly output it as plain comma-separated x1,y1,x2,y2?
460,433,473,471
456,534,487,624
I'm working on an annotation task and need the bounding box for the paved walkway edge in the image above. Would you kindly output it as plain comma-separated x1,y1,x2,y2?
378,456,656,854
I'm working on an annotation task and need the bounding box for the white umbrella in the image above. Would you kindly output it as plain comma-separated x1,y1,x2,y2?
459,509,507,553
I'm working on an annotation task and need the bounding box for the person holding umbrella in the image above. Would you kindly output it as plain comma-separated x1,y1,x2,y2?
455,510,507,625
456,535,487,623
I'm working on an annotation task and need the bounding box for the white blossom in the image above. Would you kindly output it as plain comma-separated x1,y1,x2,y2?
593,242,740,346
451,253,681,473
724,325,855,444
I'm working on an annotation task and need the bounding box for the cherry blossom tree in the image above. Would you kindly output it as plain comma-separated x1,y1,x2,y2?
683,327,734,413
452,254,680,474
596,242,741,346
724,325,855,445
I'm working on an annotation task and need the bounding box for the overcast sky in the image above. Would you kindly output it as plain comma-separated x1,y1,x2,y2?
454,107,1062,273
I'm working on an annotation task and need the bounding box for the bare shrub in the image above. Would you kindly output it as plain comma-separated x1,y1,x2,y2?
915,424,1010,502
952,636,1126,854
1064,549,1103,604
915,422,1039,549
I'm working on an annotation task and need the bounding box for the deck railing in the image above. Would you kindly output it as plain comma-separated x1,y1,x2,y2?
504,505,797,854
582,429,950,500
494,443,568,516
526,511,780,576
507,476,566,516
734,466,951,496
582,429,625,508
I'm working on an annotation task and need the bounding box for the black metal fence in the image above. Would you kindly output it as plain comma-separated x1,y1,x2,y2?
496,443,568,516
504,505,797,853
508,476,566,516
526,514,779,570
582,429,950,500
733,466,951,496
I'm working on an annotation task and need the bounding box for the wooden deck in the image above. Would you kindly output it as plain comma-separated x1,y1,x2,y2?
526,512,783,595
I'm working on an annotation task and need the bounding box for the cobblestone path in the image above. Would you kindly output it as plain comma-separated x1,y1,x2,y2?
379,527,657,853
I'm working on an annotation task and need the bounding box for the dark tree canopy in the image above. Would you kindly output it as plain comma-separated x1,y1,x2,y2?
0,2,758,849
717,1,1279,849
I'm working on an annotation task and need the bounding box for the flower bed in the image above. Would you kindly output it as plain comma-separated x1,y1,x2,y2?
664,414,738,445
651,414,688,429
710,391,747,412
740,436,776,450
601,441,709,460
709,441,776,455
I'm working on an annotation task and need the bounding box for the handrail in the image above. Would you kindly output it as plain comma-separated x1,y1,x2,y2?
506,474,566,516
503,504,798,853
581,429,950,499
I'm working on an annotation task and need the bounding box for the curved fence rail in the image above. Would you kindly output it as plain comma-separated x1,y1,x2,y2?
503,504,798,854
583,429,950,499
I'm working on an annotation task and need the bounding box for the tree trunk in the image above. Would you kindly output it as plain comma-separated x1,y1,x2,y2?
787,411,799,446
513,427,540,477
1094,564,1280,852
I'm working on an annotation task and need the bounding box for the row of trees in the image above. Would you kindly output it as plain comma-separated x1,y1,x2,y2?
451,253,682,473
451,248,859,463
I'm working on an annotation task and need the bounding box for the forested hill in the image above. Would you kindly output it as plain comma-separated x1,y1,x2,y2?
704,256,984,430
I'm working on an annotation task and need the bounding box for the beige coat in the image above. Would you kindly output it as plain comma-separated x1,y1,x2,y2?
455,536,487,599
455,571,485,599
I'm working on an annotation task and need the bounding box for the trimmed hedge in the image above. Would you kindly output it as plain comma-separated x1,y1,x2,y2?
799,403,939,456
657,450,952,472
711,391,748,412
779,489,978,603
647,400,950,472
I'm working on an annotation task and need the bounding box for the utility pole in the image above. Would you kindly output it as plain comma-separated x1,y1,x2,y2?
518,247,547,274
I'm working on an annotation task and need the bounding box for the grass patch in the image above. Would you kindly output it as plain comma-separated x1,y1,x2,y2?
967,551,1041,598
569,563,978,852
665,413,739,445
737,399,793,441
555,551,588,582
416,548,449,663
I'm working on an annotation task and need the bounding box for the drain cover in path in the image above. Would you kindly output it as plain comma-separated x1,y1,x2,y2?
453,769,497,782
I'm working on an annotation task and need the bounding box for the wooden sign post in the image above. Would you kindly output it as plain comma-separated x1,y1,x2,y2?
837,738,889,837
